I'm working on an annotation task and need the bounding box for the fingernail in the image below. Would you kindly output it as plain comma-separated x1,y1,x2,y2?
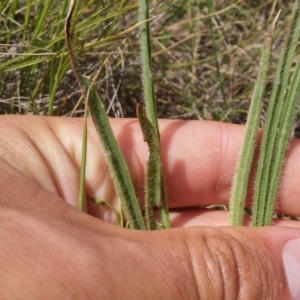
282,237,300,300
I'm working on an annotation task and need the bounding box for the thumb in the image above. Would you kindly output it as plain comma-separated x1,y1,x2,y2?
122,226,300,299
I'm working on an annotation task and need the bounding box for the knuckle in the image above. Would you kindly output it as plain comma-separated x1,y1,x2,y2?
184,228,279,300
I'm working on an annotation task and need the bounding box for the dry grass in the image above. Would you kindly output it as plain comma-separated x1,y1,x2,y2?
0,0,298,125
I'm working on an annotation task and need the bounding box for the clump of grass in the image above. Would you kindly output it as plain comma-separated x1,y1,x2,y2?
0,0,139,116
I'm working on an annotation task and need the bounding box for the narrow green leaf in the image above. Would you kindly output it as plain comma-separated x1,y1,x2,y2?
158,175,170,229
0,0,10,14
138,0,158,136
252,3,300,226
136,103,160,230
83,78,145,230
33,1,52,42
88,196,122,227
138,0,170,229
206,0,227,106
0,55,51,73
78,116,88,211
65,0,145,230
229,15,276,226
263,56,300,225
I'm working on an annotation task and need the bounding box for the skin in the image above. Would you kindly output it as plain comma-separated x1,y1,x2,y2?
0,115,300,299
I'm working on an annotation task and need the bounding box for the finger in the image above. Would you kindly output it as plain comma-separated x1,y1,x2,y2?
54,116,300,217
136,225,300,300
168,208,300,228
99,118,300,217
86,224,300,299
166,225,299,299
0,116,84,208
1,116,300,219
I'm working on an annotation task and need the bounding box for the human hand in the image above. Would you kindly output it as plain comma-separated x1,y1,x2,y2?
0,115,300,299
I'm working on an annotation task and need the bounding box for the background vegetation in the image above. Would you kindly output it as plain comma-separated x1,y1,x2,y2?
1,0,298,127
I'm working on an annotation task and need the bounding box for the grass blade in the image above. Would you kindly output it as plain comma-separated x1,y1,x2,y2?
88,196,122,227
0,0,10,14
138,0,158,136
33,1,52,42
137,104,161,230
252,2,300,226
83,78,145,229
206,0,227,106
78,115,87,211
138,0,170,229
229,15,277,226
263,56,300,225
65,0,145,230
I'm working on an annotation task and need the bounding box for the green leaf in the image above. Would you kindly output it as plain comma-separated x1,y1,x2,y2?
137,103,161,230
229,14,277,226
83,78,145,230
